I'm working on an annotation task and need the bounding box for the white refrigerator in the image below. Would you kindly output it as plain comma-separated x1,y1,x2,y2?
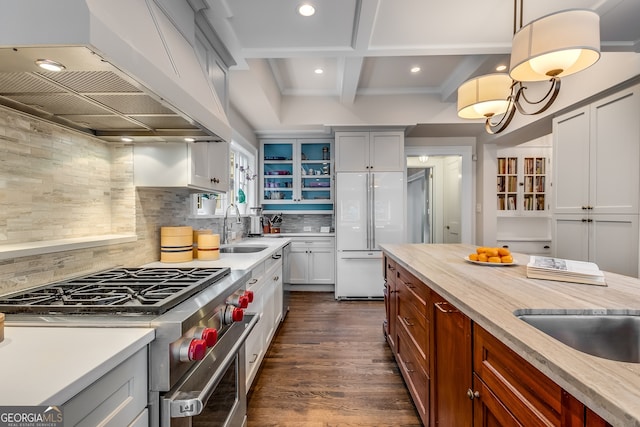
335,172,406,299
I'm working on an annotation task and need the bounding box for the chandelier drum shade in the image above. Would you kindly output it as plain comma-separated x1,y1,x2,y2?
457,74,513,119
456,4,601,134
510,9,601,82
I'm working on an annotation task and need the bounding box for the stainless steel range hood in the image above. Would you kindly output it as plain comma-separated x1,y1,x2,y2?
0,0,231,143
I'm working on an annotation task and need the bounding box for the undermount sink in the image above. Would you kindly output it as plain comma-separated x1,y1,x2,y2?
517,313,640,363
219,245,268,254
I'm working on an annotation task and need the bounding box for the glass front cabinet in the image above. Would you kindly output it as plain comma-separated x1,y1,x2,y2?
496,147,550,216
260,139,334,208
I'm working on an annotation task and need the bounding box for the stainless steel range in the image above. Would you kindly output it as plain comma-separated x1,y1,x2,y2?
0,266,258,427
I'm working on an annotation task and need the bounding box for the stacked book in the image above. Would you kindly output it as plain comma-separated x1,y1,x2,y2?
526,256,606,286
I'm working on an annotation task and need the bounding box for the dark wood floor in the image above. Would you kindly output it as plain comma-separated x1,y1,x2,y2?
247,291,422,426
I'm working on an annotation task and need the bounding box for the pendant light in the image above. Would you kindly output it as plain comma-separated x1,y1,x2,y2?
457,1,600,134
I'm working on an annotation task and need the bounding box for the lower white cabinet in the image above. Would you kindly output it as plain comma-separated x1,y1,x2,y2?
289,236,335,284
245,248,284,390
63,347,148,427
553,214,639,277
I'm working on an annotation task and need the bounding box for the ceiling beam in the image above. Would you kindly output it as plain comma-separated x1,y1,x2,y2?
339,56,364,104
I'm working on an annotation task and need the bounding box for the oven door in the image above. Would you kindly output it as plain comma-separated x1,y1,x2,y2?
161,314,259,427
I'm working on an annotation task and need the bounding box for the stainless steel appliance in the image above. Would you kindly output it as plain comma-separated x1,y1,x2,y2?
335,172,406,299
0,267,258,427
249,207,264,236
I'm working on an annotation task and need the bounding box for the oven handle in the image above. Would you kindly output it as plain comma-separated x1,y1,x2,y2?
164,313,260,419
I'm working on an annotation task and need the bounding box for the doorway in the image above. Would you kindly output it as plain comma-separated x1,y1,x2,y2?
405,146,473,244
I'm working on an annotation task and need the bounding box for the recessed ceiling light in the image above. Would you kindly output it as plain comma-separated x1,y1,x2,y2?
298,3,315,17
496,64,507,72
35,59,66,72
410,66,421,73
184,137,196,142
121,137,134,143
314,68,324,74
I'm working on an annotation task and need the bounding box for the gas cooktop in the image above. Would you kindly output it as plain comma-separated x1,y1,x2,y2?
0,267,231,315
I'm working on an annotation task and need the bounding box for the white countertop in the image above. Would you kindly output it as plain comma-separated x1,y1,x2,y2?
144,237,292,270
0,326,154,405
381,243,640,426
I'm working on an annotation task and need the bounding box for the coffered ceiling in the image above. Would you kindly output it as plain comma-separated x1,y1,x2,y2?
201,0,640,138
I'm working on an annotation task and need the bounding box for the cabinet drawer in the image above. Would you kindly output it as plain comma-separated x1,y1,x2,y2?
396,323,429,421
474,324,562,426
397,266,430,310
385,257,397,283
396,283,428,360
497,240,551,256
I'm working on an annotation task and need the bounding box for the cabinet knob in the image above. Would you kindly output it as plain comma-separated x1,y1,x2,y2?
210,177,220,184
466,389,480,400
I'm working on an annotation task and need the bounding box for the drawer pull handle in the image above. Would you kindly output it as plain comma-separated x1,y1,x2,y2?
249,353,258,364
403,317,414,326
404,360,414,373
435,302,458,313
467,389,480,400
247,278,258,285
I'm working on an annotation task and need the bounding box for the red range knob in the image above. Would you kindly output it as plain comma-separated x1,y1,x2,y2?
244,290,254,303
239,295,249,308
232,307,244,322
188,339,207,361
200,328,218,347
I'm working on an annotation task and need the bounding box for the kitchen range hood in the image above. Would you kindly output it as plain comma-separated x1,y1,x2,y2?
0,0,231,143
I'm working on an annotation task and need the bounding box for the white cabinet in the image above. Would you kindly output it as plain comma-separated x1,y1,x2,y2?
335,131,404,172
133,141,229,193
496,144,551,215
553,86,640,215
553,214,639,277
552,84,640,277
244,248,284,390
63,347,148,427
260,139,333,205
289,236,335,285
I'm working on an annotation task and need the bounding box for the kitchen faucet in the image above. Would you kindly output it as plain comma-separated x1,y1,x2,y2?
222,203,241,244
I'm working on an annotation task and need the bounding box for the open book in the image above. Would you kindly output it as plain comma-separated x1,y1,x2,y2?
526,256,606,286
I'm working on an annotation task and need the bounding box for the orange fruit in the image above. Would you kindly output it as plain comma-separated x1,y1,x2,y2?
498,247,511,256
477,253,488,262
469,253,479,261
501,255,513,263
488,256,502,263
476,247,489,254
485,248,499,257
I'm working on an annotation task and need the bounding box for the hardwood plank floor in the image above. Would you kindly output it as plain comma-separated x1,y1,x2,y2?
247,291,422,426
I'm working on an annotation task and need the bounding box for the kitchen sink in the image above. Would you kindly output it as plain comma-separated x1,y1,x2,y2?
517,313,640,363
219,245,268,254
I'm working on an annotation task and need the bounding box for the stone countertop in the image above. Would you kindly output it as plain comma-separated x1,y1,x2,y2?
380,243,640,427
0,327,154,405
144,237,292,271
261,232,335,237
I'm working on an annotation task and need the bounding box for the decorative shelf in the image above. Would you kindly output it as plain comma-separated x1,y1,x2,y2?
0,234,138,261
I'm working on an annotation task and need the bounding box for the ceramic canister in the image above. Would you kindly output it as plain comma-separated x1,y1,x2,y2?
193,229,213,257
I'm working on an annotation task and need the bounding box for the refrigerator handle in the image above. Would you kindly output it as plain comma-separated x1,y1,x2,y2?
366,173,371,249
371,173,376,249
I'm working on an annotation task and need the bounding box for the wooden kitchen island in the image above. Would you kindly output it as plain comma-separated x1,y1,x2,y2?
380,243,640,427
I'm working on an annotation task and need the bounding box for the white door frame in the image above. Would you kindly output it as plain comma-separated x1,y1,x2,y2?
405,146,474,244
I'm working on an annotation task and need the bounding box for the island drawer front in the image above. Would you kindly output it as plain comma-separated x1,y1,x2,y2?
396,322,429,422
473,324,562,426
397,266,430,313
384,256,397,282
396,282,428,360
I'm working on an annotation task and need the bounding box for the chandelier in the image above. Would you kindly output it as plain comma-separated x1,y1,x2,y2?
457,2,601,134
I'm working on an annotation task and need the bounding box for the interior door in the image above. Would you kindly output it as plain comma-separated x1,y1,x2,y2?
443,156,462,243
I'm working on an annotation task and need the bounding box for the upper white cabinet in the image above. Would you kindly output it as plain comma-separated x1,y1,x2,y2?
335,131,404,172
553,85,640,215
260,139,333,205
133,142,229,193
552,84,640,276
496,144,551,216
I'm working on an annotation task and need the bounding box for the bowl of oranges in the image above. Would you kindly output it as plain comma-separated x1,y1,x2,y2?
465,247,516,266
